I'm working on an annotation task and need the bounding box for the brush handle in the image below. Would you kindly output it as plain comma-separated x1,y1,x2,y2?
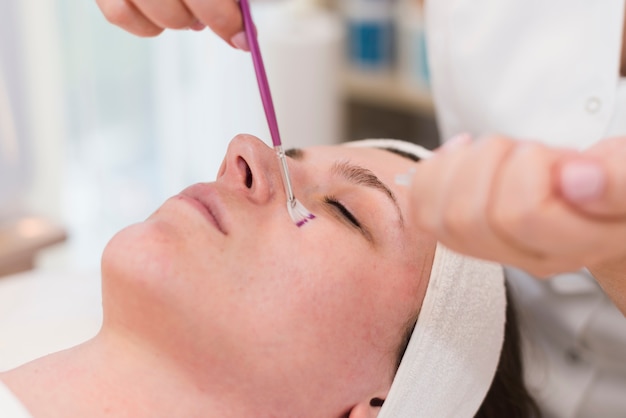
240,0,283,148
275,145,296,204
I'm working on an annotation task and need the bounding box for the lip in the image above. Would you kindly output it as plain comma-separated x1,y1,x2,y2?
178,184,228,235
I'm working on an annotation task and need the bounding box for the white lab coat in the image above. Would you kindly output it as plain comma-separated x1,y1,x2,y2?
424,0,626,417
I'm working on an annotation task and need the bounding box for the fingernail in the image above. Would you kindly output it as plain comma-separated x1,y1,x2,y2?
560,161,606,202
231,31,250,51
189,20,206,31
441,132,472,151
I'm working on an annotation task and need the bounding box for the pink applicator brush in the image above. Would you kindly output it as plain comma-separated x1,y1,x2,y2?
239,0,315,227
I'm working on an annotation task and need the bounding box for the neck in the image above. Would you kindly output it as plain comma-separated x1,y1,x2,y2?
0,330,259,418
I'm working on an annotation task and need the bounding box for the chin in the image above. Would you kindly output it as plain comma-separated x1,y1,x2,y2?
100,220,193,339
101,220,182,291
99,221,230,360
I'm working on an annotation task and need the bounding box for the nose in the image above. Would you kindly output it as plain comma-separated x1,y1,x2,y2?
217,134,280,204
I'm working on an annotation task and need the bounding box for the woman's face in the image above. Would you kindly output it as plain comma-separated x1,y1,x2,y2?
101,134,435,416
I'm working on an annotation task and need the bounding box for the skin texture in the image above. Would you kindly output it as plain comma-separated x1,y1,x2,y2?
409,135,626,314
0,135,434,418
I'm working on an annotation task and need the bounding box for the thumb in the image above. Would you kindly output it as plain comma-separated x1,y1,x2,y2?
557,156,626,218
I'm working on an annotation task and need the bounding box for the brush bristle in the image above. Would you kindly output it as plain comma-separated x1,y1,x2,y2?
288,199,315,227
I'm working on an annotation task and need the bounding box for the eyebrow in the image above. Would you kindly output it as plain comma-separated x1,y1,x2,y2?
285,148,405,227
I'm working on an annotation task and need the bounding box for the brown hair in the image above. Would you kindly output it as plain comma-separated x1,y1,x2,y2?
474,282,541,417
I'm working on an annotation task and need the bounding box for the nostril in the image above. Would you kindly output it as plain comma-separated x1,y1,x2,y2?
242,158,253,188
245,164,253,188
236,156,253,188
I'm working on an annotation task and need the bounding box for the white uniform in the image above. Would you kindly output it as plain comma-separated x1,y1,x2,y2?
0,381,32,418
424,0,626,417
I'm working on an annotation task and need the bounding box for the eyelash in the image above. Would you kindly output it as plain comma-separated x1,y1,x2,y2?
324,195,361,228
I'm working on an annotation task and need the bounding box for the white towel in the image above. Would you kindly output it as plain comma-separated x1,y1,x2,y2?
346,139,506,417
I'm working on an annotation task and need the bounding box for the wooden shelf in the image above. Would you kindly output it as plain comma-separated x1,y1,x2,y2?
0,215,67,277
342,69,434,116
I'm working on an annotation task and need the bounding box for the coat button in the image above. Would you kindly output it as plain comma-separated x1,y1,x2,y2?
585,97,602,114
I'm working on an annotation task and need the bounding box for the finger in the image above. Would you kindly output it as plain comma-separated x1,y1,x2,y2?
410,136,545,269
521,202,626,269
96,0,164,37
128,0,196,30
436,136,519,258
559,137,626,218
490,142,560,255
437,132,473,154
184,0,243,47
411,138,586,276
409,137,472,233
492,142,626,266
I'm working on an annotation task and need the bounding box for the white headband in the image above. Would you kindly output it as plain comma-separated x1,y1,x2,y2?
345,139,506,418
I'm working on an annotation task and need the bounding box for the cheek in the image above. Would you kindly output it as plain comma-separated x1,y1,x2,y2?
238,225,375,309
245,229,398,366
288,262,400,389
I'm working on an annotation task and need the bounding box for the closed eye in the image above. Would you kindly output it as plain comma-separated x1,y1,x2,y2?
324,196,361,229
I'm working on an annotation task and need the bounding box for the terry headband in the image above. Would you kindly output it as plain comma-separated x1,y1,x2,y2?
345,139,506,418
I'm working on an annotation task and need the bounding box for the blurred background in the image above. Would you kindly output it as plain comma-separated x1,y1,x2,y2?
0,0,438,368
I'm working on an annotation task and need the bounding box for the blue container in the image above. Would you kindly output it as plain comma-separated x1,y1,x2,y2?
343,0,396,72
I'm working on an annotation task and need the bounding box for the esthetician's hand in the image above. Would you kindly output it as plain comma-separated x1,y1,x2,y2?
408,134,626,280
566,136,626,313
96,0,250,50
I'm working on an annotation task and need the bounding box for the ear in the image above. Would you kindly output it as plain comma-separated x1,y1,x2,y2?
346,393,388,418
